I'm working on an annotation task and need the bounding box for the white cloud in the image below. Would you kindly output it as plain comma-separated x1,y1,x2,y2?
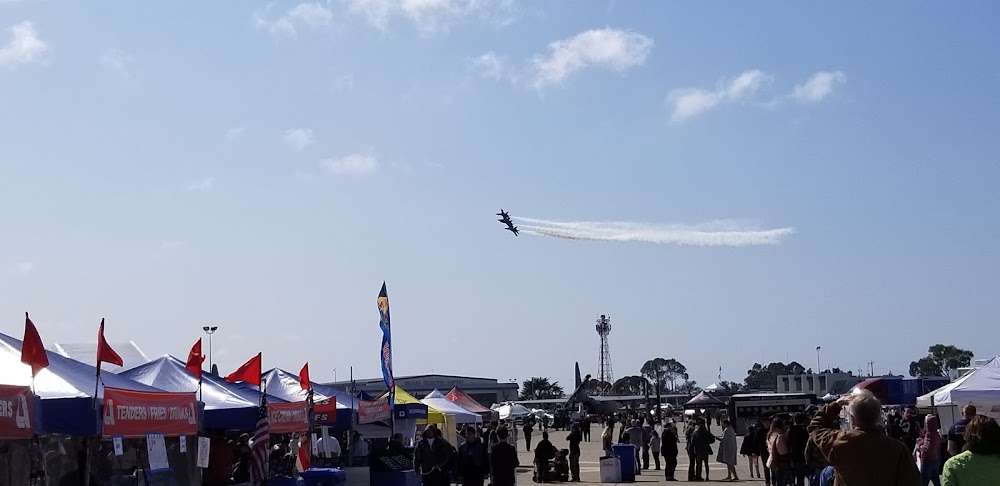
792,70,847,104
331,73,354,93
529,28,653,91
345,0,516,35
225,127,246,140
0,21,47,67
666,69,770,123
159,240,184,251
470,51,505,80
100,48,132,77
12,261,32,275
320,153,379,175
184,177,215,192
282,128,315,151
253,2,333,38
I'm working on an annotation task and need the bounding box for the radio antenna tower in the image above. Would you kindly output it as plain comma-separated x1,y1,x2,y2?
596,314,614,395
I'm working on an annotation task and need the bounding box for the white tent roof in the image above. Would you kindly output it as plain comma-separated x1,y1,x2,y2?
422,390,482,424
53,341,149,372
917,357,1000,418
703,383,720,392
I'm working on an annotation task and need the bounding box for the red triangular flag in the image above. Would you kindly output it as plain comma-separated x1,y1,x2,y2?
299,363,311,391
96,318,124,367
21,312,49,377
186,339,205,379
225,352,261,386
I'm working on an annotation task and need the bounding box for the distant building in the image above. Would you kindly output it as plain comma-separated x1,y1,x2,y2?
325,374,519,406
775,372,862,396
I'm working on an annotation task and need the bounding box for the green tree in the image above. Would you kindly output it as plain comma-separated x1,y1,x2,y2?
909,344,974,377
744,362,800,390
519,377,565,400
613,375,647,395
716,381,746,394
582,378,612,395
661,359,689,392
640,358,670,392
677,380,701,394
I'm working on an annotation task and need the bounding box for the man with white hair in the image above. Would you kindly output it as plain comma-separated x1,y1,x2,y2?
808,391,920,485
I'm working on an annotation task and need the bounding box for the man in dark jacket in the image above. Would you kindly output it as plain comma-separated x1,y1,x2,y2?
567,426,583,482
457,429,489,486
787,414,810,486
415,426,452,486
489,427,519,486
533,431,557,482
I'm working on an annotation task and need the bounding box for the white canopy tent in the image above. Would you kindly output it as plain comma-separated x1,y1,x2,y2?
703,383,720,392
422,390,482,424
917,356,1000,430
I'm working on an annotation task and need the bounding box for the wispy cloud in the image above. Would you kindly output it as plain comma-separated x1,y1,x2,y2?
159,240,184,251
184,177,215,192
472,28,653,92
792,70,847,104
282,128,315,151
345,0,516,36
469,51,506,81
528,28,653,91
252,2,333,38
0,21,47,67
331,73,354,93
100,48,133,77
225,127,246,140
12,261,33,276
666,69,771,123
320,153,379,175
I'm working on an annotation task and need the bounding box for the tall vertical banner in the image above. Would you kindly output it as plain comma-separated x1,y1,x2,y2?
377,282,395,410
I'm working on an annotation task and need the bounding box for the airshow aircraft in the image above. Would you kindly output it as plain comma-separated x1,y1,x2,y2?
497,209,518,236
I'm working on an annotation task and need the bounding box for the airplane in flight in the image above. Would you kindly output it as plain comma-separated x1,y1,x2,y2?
497,209,518,236
496,209,512,224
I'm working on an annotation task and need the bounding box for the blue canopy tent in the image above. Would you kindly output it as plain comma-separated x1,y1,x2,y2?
120,355,285,431
0,332,164,436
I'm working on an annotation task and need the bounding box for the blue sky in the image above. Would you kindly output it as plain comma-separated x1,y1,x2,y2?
2,1,998,392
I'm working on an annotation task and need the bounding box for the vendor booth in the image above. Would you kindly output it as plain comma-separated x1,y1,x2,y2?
121,355,267,431
684,391,727,410
446,387,498,421
917,356,1000,431
0,333,205,486
421,390,482,424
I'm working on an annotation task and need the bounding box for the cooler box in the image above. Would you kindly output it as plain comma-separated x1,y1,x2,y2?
599,457,621,483
300,468,348,486
612,444,636,482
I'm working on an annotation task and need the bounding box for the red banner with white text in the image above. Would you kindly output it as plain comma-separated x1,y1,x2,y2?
314,397,338,425
0,385,35,439
268,401,311,434
358,398,391,424
102,387,199,437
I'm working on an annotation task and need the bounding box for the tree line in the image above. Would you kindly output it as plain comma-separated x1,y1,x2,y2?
517,344,974,399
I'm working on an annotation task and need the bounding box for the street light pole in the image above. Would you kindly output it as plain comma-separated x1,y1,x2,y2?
202,326,218,372
816,346,822,374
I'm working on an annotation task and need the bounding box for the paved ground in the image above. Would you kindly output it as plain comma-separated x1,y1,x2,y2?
511,429,760,485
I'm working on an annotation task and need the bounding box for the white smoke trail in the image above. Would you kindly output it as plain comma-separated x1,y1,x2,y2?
512,217,795,247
